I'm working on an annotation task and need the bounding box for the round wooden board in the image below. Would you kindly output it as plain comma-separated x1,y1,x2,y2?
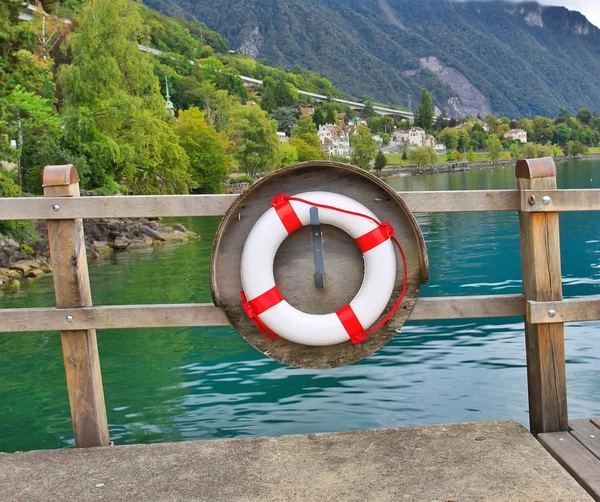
210,161,428,368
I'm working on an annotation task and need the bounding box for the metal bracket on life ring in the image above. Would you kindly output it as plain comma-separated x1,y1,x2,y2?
210,162,428,369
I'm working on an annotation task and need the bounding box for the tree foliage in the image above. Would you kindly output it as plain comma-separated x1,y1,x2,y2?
408,146,436,166
374,151,387,171
350,125,377,170
228,106,280,176
172,107,231,193
485,135,503,162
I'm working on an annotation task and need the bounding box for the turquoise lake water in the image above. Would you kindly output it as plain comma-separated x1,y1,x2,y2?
1,160,599,452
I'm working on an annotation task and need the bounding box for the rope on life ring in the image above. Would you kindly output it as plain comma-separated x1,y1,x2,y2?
240,192,408,346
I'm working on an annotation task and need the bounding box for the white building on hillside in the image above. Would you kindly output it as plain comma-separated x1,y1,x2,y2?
408,127,426,146
277,132,288,143
424,134,446,155
504,128,527,143
318,124,351,156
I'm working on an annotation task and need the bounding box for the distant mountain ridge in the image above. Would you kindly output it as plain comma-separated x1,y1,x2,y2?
144,0,600,117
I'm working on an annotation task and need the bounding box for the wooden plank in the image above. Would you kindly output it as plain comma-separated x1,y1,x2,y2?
0,295,525,333
0,190,520,220
528,298,600,324
44,169,109,449
397,190,520,213
0,304,231,332
408,294,525,320
538,431,600,501
0,194,238,220
517,160,568,434
569,419,600,461
522,189,600,212
592,418,600,430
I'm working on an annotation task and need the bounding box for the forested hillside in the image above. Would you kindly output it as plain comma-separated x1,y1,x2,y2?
147,0,600,117
0,0,346,205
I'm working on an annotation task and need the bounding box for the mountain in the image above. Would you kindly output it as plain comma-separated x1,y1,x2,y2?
143,0,600,118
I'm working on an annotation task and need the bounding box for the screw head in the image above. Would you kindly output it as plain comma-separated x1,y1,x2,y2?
65,315,73,323
542,195,552,205
527,195,536,206
52,204,60,212
548,309,557,319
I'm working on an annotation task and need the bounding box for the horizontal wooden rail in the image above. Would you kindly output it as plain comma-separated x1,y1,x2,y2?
0,295,526,333
528,298,600,324
0,303,230,332
521,189,600,212
0,190,521,220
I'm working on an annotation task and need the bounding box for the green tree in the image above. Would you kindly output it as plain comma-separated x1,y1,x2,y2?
567,140,588,156
312,107,326,127
0,0,32,96
260,76,297,112
457,129,470,152
485,134,503,162
289,137,326,162
466,147,476,162
59,0,162,114
0,167,37,243
417,89,433,131
554,123,571,146
120,111,192,194
438,127,459,150
228,106,280,176
374,150,387,171
361,95,375,119
271,106,298,136
212,67,247,101
292,116,322,149
279,142,298,166
509,142,523,159
172,107,231,193
523,143,539,159
575,108,592,125
408,146,436,166
2,85,63,191
469,123,489,150
350,125,377,170
556,108,571,124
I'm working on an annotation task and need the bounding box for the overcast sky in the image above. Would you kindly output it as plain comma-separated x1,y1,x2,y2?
541,1,600,27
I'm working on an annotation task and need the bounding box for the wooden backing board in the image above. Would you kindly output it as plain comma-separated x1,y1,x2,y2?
210,161,428,369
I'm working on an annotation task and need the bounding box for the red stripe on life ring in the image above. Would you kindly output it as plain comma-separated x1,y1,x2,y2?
271,194,303,234
355,222,394,254
336,304,365,344
247,286,284,316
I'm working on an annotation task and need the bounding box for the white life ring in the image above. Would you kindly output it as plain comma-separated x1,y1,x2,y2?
240,191,397,346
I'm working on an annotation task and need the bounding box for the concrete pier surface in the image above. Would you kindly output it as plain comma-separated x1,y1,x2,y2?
0,421,591,502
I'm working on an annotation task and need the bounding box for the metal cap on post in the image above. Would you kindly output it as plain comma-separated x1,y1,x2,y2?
42,165,110,448
516,157,568,435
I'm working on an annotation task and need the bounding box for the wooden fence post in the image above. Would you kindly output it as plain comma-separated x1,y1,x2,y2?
516,158,568,435
42,165,109,448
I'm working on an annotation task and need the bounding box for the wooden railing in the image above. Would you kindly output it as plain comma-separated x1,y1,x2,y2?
1,159,600,447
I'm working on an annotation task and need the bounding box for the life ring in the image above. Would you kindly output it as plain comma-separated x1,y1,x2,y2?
240,191,401,347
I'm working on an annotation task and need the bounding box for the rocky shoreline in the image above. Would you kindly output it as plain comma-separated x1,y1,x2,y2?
0,218,196,294
381,153,600,178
